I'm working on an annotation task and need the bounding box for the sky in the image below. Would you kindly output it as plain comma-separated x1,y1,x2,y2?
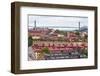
28,15,88,31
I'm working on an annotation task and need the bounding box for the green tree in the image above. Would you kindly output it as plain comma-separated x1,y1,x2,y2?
41,47,50,54
28,36,33,47
75,31,80,36
84,34,88,41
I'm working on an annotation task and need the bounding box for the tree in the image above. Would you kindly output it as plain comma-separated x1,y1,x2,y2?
55,30,60,33
83,48,88,56
28,36,33,47
41,47,50,54
84,34,88,41
75,31,80,36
